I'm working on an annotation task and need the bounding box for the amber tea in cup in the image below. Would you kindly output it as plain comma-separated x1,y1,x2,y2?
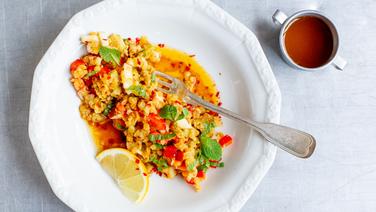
272,10,346,70
284,16,333,68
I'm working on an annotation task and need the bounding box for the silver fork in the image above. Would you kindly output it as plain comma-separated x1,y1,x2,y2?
154,71,316,158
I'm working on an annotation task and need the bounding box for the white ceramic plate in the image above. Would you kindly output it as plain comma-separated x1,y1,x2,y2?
28,0,281,211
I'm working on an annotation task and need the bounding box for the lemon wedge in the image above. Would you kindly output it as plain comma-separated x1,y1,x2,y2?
96,148,149,203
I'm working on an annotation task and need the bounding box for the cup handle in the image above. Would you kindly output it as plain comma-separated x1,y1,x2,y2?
332,55,347,70
272,9,288,25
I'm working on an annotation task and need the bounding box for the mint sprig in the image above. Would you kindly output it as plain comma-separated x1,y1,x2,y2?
127,85,147,98
200,121,215,138
150,156,168,171
148,133,176,142
159,105,177,121
99,46,121,66
159,105,189,121
200,136,222,161
177,108,189,121
102,100,114,116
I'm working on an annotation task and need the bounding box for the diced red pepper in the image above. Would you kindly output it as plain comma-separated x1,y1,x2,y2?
219,135,233,147
70,59,85,72
186,179,195,185
175,150,184,161
197,170,205,178
148,114,166,131
87,65,95,72
98,66,111,77
208,111,218,116
163,145,178,159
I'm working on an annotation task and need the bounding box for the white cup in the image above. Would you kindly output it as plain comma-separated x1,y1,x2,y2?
272,9,347,71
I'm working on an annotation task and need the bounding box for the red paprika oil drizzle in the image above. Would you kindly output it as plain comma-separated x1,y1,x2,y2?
284,16,334,68
88,46,219,153
88,121,125,153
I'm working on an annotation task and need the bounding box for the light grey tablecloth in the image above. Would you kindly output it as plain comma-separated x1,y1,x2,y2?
1,0,376,211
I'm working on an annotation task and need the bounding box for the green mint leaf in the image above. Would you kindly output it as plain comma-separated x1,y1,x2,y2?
99,46,121,66
151,72,156,83
177,108,189,121
197,165,209,172
150,156,168,171
209,161,224,168
187,161,196,171
200,136,222,161
114,122,126,131
84,68,100,78
148,133,176,141
153,143,164,150
102,100,114,116
200,121,216,138
159,105,177,121
127,85,147,98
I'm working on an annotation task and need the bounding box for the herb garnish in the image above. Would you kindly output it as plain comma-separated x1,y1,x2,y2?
148,133,176,142
127,85,147,98
99,46,121,66
159,105,189,121
150,156,168,171
102,100,114,116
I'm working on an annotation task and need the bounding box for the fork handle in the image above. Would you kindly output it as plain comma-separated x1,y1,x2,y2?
185,92,316,158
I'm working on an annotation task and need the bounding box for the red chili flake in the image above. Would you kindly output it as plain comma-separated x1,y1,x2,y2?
186,179,195,185
158,43,165,48
216,91,220,97
210,166,217,169
135,37,140,44
135,159,140,164
143,173,147,176
218,102,222,106
137,59,141,65
189,54,196,57
136,168,140,171
171,63,176,68
188,64,191,67
127,37,131,41
185,66,190,71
